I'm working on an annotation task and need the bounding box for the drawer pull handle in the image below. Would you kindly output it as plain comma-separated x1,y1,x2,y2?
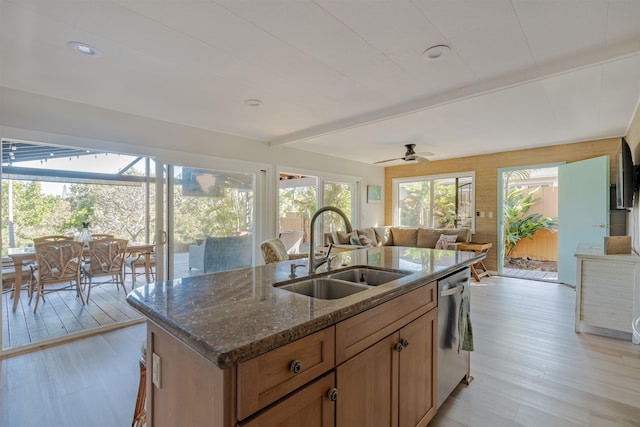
289,360,302,374
327,388,339,401
394,342,404,352
401,339,409,348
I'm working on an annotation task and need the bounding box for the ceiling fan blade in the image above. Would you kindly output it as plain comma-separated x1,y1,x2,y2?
415,151,434,157
416,156,430,164
373,157,403,164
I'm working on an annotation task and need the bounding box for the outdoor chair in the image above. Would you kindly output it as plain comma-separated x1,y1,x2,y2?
33,240,85,313
189,235,253,273
91,234,115,240
124,245,156,289
83,238,128,302
33,235,73,244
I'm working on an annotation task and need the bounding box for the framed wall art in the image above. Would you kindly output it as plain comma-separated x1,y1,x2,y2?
367,185,382,204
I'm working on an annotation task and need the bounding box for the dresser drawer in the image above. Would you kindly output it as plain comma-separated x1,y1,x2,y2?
237,326,335,420
336,282,436,364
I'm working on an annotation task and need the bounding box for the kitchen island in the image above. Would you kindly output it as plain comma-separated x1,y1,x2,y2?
127,246,484,427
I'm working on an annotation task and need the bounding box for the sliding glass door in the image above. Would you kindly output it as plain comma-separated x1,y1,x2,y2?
165,165,256,279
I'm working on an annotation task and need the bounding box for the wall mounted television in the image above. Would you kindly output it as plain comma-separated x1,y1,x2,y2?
616,138,639,209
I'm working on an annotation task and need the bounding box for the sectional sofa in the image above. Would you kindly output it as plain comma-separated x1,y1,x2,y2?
324,226,471,249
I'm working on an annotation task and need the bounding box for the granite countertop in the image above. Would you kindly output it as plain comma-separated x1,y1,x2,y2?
127,246,484,369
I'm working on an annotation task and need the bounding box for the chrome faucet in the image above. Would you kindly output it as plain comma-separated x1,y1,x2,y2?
308,206,353,274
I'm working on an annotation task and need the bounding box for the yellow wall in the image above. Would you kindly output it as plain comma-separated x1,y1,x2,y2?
384,138,619,271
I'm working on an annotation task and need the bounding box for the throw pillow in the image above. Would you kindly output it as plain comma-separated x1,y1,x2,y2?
358,234,373,247
373,227,393,246
349,234,363,246
356,228,378,246
417,228,440,248
390,227,418,247
335,230,356,244
435,234,457,249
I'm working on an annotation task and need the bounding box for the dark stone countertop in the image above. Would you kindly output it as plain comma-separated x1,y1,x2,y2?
126,246,484,369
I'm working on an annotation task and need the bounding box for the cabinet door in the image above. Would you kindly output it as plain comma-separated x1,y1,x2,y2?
336,333,399,427
398,310,437,427
240,373,335,427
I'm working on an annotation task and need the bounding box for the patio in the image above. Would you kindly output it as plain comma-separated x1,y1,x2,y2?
2,251,195,350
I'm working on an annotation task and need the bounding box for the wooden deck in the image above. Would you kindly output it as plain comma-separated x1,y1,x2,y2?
2,251,198,351
502,267,558,282
2,278,144,350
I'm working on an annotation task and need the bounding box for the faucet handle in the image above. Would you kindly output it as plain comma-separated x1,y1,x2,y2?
326,255,337,270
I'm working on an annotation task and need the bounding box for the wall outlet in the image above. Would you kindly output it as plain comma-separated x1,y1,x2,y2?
152,352,161,388
488,211,494,218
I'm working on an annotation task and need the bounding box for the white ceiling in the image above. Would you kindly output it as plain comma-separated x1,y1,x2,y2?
2,0,640,166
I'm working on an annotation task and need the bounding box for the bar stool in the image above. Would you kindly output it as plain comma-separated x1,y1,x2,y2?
132,339,147,427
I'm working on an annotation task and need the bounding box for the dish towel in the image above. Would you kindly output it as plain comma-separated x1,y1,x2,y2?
458,287,474,352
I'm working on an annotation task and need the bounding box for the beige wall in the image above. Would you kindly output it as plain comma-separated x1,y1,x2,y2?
384,138,619,271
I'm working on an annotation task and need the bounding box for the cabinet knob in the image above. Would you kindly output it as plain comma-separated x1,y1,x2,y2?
289,359,302,374
394,342,404,352
327,388,339,401
401,339,409,348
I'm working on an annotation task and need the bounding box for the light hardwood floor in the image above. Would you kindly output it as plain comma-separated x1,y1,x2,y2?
1,276,639,426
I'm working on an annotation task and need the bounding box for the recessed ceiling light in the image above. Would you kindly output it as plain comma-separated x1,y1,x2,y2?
244,99,263,107
423,44,450,60
67,41,101,57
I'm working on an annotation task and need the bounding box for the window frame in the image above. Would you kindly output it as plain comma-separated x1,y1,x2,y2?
392,171,476,233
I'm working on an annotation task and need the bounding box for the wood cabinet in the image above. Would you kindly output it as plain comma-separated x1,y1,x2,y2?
398,310,437,427
237,327,334,420
240,374,335,427
575,243,639,340
147,322,235,427
147,280,440,427
335,283,437,427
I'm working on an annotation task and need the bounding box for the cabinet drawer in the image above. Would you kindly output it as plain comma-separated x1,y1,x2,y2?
237,327,335,420
336,282,436,364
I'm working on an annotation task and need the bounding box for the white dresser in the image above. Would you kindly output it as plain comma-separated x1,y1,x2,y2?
574,243,640,343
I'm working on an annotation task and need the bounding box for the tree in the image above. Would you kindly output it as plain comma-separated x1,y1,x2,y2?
398,181,430,226
432,180,457,228
1,180,69,248
503,187,557,258
64,177,153,242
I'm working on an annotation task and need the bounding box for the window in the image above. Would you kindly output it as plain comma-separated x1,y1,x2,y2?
393,172,475,231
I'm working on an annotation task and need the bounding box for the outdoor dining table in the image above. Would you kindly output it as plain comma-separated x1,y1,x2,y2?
7,247,36,312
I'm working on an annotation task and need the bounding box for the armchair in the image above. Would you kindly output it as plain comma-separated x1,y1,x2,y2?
188,235,253,273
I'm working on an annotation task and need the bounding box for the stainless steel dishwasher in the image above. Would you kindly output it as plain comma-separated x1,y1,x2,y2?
437,267,472,408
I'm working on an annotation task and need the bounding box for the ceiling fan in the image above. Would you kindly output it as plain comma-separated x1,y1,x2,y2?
374,144,433,165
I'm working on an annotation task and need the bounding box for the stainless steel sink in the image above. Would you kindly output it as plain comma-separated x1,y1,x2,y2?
277,278,371,299
328,268,410,286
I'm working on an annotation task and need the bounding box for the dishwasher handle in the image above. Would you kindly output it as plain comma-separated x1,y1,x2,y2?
440,285,464,297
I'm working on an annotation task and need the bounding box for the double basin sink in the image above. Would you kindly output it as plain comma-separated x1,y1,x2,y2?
275,267,411,300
